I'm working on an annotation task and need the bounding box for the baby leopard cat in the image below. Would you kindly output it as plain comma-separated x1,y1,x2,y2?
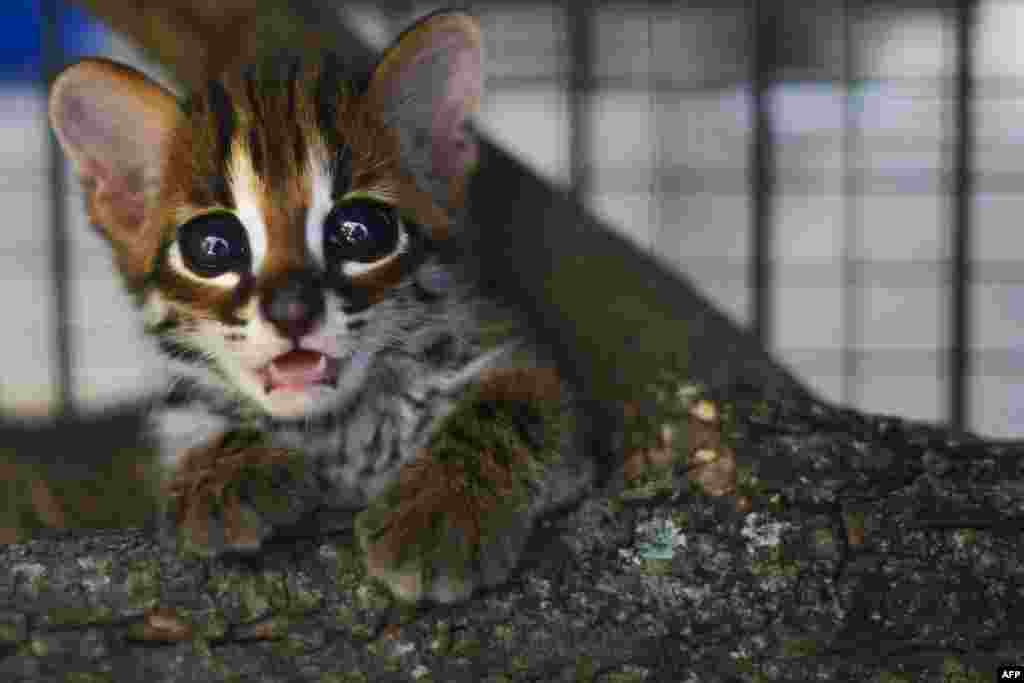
48,11,597,603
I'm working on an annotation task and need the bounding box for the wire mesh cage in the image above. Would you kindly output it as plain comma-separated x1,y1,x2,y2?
2,0,1022,438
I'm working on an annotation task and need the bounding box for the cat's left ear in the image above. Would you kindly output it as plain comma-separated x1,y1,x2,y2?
366,11,483,206
49,59,180,288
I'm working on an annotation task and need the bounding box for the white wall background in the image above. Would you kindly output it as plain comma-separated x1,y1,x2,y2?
2,1,1023,439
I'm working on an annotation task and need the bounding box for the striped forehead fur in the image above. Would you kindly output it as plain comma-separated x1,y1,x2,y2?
162,54,381,230
182,56,343,198
150,52,455,326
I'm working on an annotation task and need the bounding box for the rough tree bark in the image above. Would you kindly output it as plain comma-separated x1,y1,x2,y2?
3,391,1022,682
2,1,1020,681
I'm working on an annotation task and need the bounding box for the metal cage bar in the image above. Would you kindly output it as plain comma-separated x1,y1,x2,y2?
841,0,858,407
41,0,74,418
750,0,774,346
568,0,594,202
951,0,976,434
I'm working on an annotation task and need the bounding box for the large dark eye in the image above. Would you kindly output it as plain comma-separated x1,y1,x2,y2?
178,212,250,277
323,200,400,266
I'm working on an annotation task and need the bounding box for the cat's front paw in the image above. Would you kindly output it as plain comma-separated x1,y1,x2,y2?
356,451,534,604
162,432,313,557
356,367,570,603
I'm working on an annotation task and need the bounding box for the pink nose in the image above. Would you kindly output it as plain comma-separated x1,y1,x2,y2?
260,271,325,339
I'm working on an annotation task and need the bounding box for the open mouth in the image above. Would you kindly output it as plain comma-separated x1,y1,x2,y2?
259,349,341,394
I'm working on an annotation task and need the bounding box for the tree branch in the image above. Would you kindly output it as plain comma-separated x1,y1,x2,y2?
2,393,1020,680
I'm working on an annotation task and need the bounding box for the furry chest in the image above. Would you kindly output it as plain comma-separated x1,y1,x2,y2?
149,371,463,512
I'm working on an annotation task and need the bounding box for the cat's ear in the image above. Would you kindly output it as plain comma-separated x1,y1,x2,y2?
49,58,179,284
366,11,483,206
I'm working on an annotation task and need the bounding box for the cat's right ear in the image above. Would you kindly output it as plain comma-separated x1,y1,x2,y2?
366,11,483,210
49,59,179,284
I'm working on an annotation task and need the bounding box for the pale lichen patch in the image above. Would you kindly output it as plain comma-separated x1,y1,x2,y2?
12,562,46,596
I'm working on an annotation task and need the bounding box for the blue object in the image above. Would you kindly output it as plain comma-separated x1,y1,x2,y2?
0,1,105,82
636,520,681,561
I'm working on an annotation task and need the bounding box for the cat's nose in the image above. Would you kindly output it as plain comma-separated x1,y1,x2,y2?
260,271,325,339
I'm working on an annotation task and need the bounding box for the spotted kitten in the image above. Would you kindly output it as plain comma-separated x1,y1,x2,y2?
48,11,599,603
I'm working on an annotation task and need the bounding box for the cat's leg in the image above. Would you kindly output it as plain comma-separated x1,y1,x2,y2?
356,367,594,603
161,432,318,556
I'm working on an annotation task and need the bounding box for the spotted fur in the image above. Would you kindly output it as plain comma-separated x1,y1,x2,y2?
50,11,599,603
139,46,516,483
